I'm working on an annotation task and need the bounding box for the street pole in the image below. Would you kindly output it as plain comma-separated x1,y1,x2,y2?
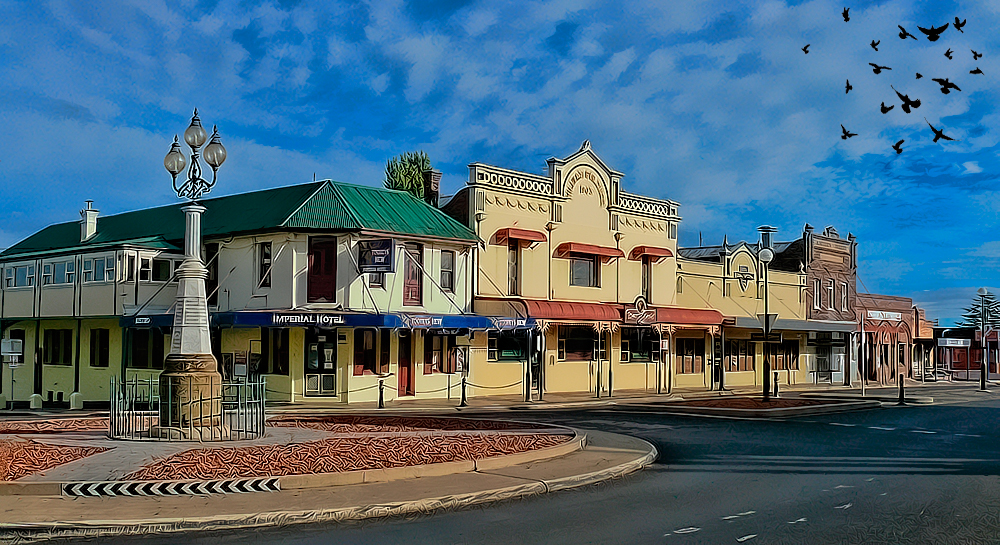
979,288,989,391
759,248,774,402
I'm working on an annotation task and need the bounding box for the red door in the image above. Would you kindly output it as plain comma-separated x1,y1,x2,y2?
308,238,337,302
398,334,414,396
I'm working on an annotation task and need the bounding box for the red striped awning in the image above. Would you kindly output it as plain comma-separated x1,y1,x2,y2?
654,307,724,326
553,242,625,260
491,228,547,245
628,245,674,261
524,300,622,321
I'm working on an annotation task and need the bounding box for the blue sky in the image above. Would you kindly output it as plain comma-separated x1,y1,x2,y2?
0,0,997,324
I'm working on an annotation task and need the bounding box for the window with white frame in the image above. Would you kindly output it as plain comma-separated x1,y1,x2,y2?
827,280,835,310
5,264,36,288
840,282,849,311
440,250,455,292
151,258,172,282
812,279,821,310
42,260,75,285
257,241,272,288
82,256,114,283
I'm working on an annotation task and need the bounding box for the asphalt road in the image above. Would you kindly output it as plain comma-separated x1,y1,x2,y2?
61,383,1000,545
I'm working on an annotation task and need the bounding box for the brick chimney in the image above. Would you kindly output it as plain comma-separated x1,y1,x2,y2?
423,169,442,207
80,200,98,242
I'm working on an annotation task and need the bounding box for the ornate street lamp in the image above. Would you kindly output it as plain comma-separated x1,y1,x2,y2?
759,247,774,402
978,287,989,392
158,109,227,439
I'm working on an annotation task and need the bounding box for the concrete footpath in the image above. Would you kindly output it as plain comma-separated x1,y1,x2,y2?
0,429,656,543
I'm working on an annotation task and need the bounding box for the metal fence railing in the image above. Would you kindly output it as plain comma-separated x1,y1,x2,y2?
109,375,266,441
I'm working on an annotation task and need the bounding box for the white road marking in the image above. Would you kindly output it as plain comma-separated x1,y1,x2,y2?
736,535,758,542
673,527,701,534
835,503,853,509
869,426,896,431
830,423,856,427
788,517,807,524
956,433,982,438
912,430,937,434
880,493,888,496
737,511,756,516
866,478,875,482
834,485,854,489
722,515,741,520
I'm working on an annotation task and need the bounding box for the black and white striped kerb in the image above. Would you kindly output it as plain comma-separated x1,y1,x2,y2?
62,477,280,497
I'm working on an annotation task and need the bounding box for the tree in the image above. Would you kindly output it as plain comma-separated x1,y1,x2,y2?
384,151,431,200
956,291,1000,329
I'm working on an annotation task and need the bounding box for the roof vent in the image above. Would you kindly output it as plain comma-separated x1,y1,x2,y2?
80,200,98,242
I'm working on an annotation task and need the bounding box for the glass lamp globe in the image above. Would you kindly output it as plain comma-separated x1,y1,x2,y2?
163,136,186,176
183,108,208,148
203,126,227,169
759,248,774,264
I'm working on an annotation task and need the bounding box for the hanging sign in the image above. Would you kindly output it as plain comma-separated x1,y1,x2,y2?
1,339,22,357
624,297,657,325
358,239,395,273
938,338,971,347
867,310,902,322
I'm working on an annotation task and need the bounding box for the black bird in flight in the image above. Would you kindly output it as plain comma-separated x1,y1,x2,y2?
945,48,953,59
916,72,923,79
971,67,984,75
932,78,961,94
869,63,892,74
898,25,917,40
893,139,904,154
972,50,983,60
880,102,894,114
918,23,949,41
925,119,955,142
845,79,853,93
841,125,857,139
871,40,880,51
955,17,966,33
843,8,850,22
891,85,921,113
802,44,810,54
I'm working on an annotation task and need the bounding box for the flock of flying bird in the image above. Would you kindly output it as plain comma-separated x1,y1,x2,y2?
802,9,984,154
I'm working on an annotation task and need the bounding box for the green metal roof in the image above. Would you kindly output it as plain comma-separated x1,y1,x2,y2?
1,180,476,260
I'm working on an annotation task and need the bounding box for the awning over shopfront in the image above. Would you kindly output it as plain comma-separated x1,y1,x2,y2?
211,311,504,331
628,245,674,262
491,227,547,245
523,300,622,322
553,242,625,262
654,307,723,326
733,316,857,333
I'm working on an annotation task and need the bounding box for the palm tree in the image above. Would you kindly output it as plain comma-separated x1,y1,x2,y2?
384,151,431,199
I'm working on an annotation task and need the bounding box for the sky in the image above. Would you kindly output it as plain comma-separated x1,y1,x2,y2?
0,0,997,325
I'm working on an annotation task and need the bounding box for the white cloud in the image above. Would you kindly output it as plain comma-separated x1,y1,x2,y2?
963,161,983,173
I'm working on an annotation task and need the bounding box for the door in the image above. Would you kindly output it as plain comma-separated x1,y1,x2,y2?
308,238,338,303
305,332,337,396
403,243,423,306
816,346,832,383
398,333,414,396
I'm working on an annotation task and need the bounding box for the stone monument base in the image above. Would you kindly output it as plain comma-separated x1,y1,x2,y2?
149,424,232,441
159,354,224,429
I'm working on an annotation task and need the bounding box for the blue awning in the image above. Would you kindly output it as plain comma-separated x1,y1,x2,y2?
211,312,533,330
120,314,174,328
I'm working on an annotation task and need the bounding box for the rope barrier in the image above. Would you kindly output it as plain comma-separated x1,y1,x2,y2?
466,380,523,390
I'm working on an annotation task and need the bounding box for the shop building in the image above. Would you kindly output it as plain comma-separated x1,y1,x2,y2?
856,293,915,385
443,141,722,399
1,179,488,407
934,327,998,381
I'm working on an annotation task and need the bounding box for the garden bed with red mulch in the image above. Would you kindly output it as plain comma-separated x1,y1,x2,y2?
670,397,851,409
125,432,572,481
0,438,109,481
0,418,109,434
267,415,551,433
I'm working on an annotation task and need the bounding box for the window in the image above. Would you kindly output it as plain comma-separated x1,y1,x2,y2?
675,338,705,374
82,257,113,283
570,254,599,287
260,327,290,375
128,329,165,369
43,329,73,365
676,276,683,294
488,330,528,361
441,250,455,292
139,258,152,281
258,241,272,288
152,259,172,282
840,282,849,311
89,329,110,367
205,244,219,305
827,280,835,310
813,279,821,310
508,240,520,295
379,329,391,374
126,254,136,282
369,272,385,288
5,265,35,288
668,223,677,239
726,339,755,372
42,261,75,285
766,340,799,370
641,256,652,301
353,328,378,375
403,243,423,306
424,333,446,374
558,326,595,361
621,327,659,363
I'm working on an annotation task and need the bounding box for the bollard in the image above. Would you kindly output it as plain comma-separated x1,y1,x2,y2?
897,374,905,405
773,371,779,398
378,379,385,409
459,377,468,407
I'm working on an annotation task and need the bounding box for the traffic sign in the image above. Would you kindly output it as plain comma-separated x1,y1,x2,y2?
757,313,778,333
750,333,783,344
